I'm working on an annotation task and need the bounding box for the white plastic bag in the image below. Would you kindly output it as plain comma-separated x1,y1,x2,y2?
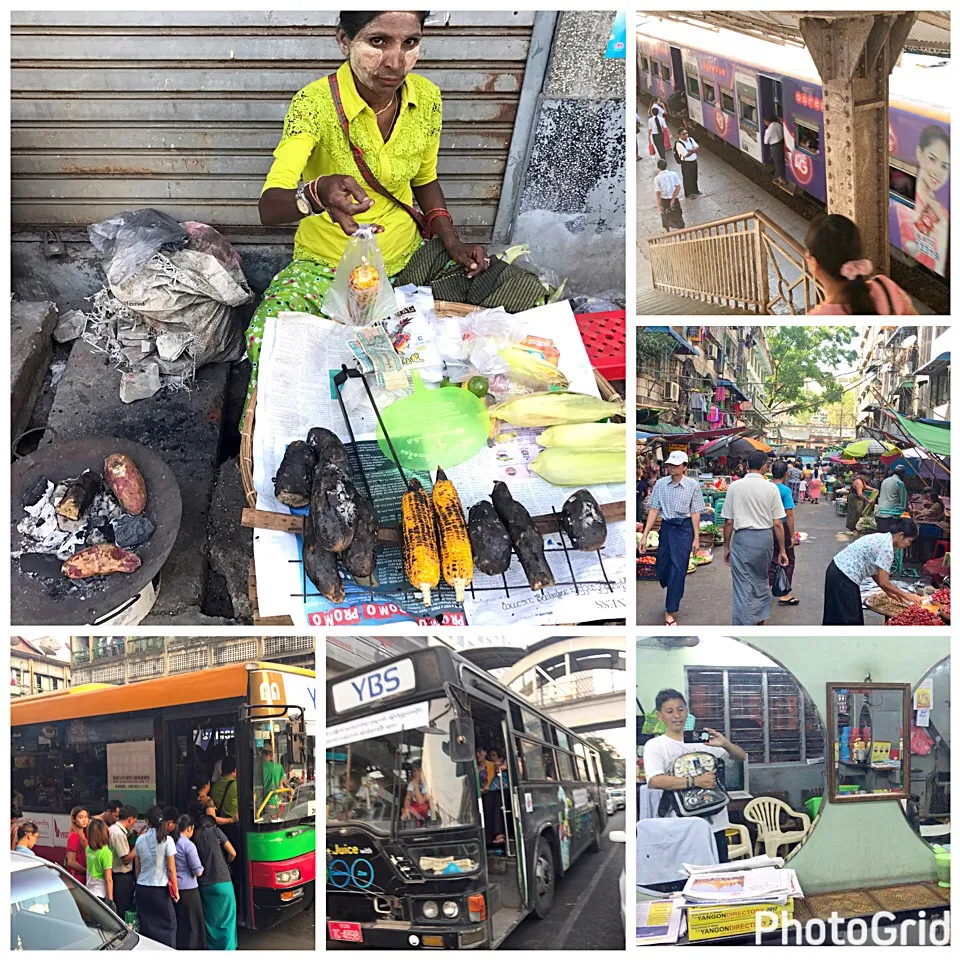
322,225,398,326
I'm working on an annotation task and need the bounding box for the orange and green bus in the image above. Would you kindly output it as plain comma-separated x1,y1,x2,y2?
11,661,316,930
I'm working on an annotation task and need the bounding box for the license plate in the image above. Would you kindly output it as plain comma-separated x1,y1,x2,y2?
329,922,363,943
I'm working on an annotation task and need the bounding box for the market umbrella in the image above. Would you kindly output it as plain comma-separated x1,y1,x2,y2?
843,438,897,458
698,434,771,459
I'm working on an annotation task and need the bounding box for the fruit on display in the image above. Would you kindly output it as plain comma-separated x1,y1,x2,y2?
886,606,945,627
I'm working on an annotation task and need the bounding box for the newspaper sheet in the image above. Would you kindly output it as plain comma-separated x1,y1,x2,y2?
637,898,685,946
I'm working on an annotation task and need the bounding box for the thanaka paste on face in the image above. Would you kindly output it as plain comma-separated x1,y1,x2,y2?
339,13,422,96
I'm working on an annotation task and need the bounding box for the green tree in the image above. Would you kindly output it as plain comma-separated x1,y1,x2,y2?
582,734,626,781
823,385,857,427
765,327,858,420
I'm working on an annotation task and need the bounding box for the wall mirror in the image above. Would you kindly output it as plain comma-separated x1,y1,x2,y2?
826,682,911,803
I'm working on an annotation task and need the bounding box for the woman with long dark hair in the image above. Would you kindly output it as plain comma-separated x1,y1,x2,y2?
134,806,178,948
804,214,917,316
65,806,89,884
190,800,239,950
173,813,207,950
243,10,491,409
84,818,115,910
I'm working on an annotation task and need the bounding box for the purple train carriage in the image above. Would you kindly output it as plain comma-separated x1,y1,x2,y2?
637,17,951,280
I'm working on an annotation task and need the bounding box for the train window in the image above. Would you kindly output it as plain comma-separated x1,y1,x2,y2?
640,55,649,72
651,61,660,78
556,751,574,781
795,119,821,156
702,81,716,104
739,99,758,127
889,164,917,205
720,88,735,114
687,74,700,100
661,63,671,83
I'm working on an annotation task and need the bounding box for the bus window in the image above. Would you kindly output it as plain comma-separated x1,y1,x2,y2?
513,705,547,740
541,747,558,781
661,63,671,83
556,751,574,781
720,88,735,114
702,81,716,104
574,756,589,781
796,119,820,155
640,55,649,72
556,730,571,751
516,739,546,781
252,706,313,824
890,164,917,204
687,74,700,99
651,61,660,78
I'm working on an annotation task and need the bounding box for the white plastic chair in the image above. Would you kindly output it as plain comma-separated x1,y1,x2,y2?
723,823,752,861
743,796,812,858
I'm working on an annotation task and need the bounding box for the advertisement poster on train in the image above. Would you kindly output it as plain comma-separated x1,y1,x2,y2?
888,107,950,277
684,56,703,126
734,72,763,162
780,76,827,200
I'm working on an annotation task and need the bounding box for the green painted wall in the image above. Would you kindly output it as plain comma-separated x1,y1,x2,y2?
636,636,949,894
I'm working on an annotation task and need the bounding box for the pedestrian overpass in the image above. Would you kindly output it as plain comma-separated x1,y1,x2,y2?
464,636,626,733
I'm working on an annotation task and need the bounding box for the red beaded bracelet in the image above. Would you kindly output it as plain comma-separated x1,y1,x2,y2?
425,207,453,225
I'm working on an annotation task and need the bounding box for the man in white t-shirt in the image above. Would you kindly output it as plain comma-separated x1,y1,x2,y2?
108,806,139,919
763,114,786,185
654,160,684,232
643,688,747,862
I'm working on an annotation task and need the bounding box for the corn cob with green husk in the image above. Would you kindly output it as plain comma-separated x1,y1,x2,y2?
432,467,473,602
530,448,624,486
537,422,627,451
498,346,569,388
401,478,440,607
488,391,624,427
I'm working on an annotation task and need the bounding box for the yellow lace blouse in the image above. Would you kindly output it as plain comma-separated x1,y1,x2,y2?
263,61,442,275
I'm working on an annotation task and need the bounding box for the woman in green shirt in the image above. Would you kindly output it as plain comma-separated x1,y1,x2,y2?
84,819,115,909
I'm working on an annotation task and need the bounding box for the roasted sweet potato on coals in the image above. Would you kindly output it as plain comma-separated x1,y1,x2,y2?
491,481,555,591
273,440,317,508
62,544,141,579
307,427,351,473
342,494,379,581
467,500,512,576
310,464,358,553
56,470,102,521
560,489,607,551
104,453,148,515
302,519,344,603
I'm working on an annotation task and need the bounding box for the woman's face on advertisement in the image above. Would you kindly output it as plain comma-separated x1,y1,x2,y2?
916,136,950,194
338,13,423,95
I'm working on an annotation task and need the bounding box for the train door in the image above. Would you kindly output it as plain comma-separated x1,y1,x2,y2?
669,46,685,100
683,54,703,126
757,75,782,163
734,71,763,162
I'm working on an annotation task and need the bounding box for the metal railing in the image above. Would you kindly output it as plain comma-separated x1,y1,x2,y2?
648,210,822,315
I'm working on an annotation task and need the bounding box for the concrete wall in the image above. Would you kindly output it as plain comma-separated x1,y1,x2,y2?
637,636,950,894
508,11,625,297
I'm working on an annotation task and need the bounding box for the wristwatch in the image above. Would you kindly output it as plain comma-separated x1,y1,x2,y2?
296,181,322,217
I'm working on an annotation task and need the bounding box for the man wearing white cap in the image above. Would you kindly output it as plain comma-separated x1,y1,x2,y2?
639,450,704,626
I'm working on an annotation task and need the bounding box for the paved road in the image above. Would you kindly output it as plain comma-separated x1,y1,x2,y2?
505,809,626,951
238,903,315,950
637,496,891,628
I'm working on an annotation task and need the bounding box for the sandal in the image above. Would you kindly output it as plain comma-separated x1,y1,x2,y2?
777,597,800,605
665,614,678,626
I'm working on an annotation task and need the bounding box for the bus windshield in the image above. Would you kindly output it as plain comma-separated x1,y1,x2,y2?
326,698,475,835
252,706,315,827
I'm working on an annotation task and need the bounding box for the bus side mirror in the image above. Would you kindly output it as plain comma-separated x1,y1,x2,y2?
448,718,476,763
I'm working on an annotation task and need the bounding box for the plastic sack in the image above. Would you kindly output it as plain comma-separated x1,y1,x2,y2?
322,225,398,326
772,563,791,598
88,208,189,285
911,724,935,756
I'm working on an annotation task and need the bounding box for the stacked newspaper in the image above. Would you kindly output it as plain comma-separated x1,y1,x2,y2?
681,865,804,907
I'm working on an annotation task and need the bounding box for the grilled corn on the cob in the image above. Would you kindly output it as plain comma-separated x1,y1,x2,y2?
401,477,440,607
432,467,473,602
488,391,624,427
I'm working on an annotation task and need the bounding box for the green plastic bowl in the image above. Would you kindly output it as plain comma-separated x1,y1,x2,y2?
933,846,950,888
377,372,491,472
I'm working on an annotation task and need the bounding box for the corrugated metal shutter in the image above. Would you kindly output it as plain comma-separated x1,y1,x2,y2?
11,12,536,242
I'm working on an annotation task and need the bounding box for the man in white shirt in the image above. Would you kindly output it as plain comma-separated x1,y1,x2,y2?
108,805,139,919
763,114,786,185
644,688,747,863
675,127,701,198
654,160,684,232
722,450,789,625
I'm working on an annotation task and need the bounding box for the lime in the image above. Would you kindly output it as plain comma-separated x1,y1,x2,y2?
467,376,490,398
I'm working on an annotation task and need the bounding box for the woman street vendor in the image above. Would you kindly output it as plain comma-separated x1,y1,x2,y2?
246,10,491,404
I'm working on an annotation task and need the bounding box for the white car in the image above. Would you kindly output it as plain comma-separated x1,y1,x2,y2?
609,829,627,935
606,786,626,810
10,851,174,950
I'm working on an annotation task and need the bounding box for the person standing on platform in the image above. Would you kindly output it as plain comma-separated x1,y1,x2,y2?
764,115,786,185
654,160,684,232
639,450,704,627
648,103,667,161
876,465,909,533
675,127,701,198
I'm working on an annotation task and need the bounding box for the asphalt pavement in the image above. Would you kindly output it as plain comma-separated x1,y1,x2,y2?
637,496,890,627
505,809,626,951
238,903,316,950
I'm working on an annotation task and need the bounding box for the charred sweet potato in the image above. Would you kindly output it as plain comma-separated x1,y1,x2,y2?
104,454,147,515
302,519,344,603
273,440,317,508
560,489,607,551
62,544,142,579
491,481,555,591
342,494,379,580
310,464,358,553
467,500,512,576
56,470,102,521
307,427,351,473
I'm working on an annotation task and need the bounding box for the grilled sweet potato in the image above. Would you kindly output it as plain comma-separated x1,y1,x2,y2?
307,427,351,473
302,519,344,603
310,464,358,553
491,481,555,591
56,470,102,521
104,454,147,515
62,544,142,579
274,440,317,508
467,500,512,576
560,489,607,551
342,494,379,580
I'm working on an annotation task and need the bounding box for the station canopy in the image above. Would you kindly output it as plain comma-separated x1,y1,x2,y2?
650,11,950,56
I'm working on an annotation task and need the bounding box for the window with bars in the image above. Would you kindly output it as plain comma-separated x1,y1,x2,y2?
686,667,824,765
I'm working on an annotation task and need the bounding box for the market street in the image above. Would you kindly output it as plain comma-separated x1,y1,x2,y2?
505,809,626,951
638,497,890,628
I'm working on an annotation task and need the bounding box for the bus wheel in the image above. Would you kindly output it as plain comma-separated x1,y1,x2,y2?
532,836,556,918
587,812,601,852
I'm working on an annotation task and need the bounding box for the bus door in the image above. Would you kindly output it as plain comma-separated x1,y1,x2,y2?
757,75,782,163
735,71,763,163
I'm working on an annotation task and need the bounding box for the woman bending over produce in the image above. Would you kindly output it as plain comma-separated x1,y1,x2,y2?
246,10,491,408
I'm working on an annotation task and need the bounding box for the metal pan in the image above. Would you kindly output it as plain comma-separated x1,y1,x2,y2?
11,437,182,625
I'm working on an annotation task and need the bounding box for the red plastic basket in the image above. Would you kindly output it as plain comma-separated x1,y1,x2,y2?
575,310,626,381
